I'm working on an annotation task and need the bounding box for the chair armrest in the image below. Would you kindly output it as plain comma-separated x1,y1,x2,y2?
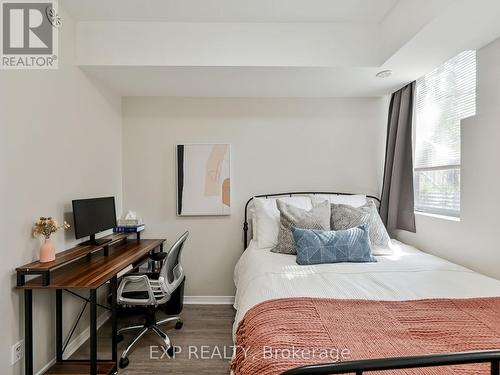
117,274,156,305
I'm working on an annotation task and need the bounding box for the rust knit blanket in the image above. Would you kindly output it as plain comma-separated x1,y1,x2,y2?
231,297,500,375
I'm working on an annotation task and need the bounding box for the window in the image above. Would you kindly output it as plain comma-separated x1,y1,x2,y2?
414,50,476,217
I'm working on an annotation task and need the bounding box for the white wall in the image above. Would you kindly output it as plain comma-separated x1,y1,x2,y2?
122,96,388,297
397,37,500,281
0,8,122,375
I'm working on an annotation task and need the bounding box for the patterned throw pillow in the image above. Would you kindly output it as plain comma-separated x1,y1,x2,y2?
272,199,331,255
253,196,312,249
293,225,377,265
330,200,392,255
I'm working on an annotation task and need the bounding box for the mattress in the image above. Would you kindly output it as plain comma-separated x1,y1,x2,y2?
233,239,500,337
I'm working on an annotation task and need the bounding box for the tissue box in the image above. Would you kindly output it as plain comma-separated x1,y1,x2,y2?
117,210,143,226
117,219,143,227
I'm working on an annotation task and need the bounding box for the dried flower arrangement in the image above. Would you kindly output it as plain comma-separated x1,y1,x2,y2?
33,217,70,239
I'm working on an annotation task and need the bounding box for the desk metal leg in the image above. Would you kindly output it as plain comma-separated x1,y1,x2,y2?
90,289,97,375
56,289,63,361
111,276,118,364
159,243,164,270
24,289,33,375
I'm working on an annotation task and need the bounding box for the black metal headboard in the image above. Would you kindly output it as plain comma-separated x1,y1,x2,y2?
243,191,381,249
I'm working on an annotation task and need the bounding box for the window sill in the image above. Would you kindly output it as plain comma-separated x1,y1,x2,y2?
414,211,460,222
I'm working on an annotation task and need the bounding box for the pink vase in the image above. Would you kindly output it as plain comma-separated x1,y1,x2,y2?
40,239,55,263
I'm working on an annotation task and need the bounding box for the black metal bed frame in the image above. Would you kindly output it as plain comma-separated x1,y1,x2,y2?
242,191,500,375
281,350,500,375
243,191,381,249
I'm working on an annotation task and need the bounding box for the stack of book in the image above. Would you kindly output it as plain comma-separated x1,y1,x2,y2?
113,223,145,233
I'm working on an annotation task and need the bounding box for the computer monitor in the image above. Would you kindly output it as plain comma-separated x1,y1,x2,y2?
72,197,117,245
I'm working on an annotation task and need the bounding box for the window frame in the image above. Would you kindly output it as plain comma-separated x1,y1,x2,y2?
412,50,476,219
413,164,461,218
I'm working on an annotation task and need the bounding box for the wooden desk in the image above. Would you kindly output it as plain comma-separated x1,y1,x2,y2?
16,234,166,375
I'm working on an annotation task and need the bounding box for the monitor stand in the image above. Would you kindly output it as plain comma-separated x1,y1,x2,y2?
80,234,112,246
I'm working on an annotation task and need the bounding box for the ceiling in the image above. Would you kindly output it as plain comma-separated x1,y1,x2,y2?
62,0,399,23
62,0,500,98
81,66,406,98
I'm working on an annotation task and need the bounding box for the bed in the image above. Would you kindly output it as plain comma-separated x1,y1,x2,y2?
231,192,500,375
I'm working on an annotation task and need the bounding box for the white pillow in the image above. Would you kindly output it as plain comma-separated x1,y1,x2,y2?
254,196,312,249
248,207,258,242
313,194,367,207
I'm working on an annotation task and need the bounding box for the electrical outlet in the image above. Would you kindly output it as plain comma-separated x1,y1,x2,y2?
11,340,23,365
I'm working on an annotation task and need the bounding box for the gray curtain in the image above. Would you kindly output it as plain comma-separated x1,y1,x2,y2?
380,82,416,233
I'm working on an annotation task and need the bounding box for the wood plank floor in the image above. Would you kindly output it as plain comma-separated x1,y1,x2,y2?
71,305,236,374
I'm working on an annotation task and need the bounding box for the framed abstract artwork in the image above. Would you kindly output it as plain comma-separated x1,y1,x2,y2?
176,144,231,216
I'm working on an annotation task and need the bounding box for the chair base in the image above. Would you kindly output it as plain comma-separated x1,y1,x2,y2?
117,312,183,368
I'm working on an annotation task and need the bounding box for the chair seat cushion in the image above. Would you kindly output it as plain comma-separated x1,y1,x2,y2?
121,290,150,300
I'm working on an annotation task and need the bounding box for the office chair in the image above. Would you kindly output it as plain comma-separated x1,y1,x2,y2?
116,231,189,368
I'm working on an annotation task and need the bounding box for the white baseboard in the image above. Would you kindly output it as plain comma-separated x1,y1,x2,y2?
184,296,235,305
35,310,111,375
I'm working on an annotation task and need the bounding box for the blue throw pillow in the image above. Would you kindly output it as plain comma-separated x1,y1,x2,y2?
292,225,377,265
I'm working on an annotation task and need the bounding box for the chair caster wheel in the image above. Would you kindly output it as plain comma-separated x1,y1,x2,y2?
119,357,129,368
167,346,174,357
116,334,124,343
175,321,183,330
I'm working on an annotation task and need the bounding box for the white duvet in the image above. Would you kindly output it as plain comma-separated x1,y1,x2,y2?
233,239,500,336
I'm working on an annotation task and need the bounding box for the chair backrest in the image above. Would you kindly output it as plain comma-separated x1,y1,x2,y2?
159,231,189,295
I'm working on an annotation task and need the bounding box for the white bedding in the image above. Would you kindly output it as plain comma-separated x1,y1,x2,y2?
233,239,500,336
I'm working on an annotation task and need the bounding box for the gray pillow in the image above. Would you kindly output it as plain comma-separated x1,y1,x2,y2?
330,200,392,255
272,199,330,255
